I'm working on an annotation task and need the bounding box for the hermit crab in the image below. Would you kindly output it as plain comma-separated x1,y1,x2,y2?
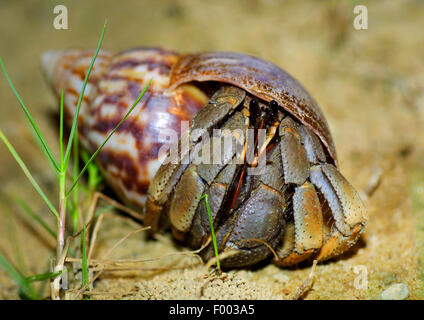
43,47,367,269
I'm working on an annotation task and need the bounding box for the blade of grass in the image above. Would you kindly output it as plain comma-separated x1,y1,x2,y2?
14,196,56,238
81,149,103,192
71,131,79,232
200,194,221,273
30,90,64,174
63,19,107,171
0,130,59,219
0,57,60,173
0,252,38,300
65,172,88,193
26,117,58,173
59,90,64,166
26,270,62,283
56,169,66,265
66,78,152,196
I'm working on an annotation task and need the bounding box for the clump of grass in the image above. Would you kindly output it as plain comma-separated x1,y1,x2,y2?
0,20,151,299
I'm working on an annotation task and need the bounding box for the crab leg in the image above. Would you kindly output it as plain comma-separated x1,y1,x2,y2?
146,86,246,233
298,125,327,164
279,117,310,185
190,86,245,144
145,140,193,233
316,225,363,261
168,164,206,241
274,182,323,266
274,114,367,266
188,163,239,248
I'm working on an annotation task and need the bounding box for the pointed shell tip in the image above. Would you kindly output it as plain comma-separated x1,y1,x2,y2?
40,50,63,82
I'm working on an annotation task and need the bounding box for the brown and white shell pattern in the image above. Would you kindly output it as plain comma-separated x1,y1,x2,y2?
43,47,208,208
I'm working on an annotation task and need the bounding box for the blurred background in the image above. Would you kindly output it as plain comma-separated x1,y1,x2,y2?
0,0,423,299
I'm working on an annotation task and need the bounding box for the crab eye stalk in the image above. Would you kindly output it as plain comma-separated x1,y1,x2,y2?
249,98,260,120
269,100,279,118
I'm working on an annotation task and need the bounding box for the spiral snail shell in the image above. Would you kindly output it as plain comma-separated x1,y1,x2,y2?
43,47,209,208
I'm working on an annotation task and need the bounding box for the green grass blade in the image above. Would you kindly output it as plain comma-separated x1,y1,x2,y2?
0,252,38,300
0,129,59,219
14,196,56,238
200,194,221,272
0,57,60,173
71,132,79,232
59,90,65,167
63,20,107,171
65,172,88,193
66,78,152,196
81,149,103,192
26,118,58,174
26,270,62,283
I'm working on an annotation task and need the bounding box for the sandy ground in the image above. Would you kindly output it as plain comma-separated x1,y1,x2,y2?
0,0,423,299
